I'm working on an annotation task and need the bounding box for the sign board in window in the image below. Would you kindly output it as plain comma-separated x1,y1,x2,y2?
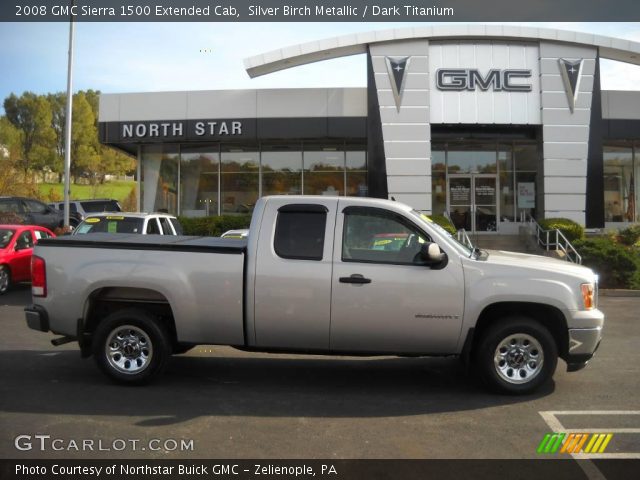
517,182,535,209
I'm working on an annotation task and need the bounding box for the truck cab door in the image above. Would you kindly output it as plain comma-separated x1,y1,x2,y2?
252,198,338,350
11,230,34,282
330,201,465,354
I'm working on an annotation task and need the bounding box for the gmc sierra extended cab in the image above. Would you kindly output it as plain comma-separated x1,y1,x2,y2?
25,196,604,394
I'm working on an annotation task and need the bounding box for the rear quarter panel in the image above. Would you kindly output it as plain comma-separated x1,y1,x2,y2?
33,244,245,345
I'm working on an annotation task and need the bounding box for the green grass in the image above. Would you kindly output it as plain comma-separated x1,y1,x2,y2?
37,181,136,204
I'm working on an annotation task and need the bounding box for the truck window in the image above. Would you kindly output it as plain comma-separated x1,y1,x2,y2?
274,206,327,261
158,217,173,235
146,219,161,234
16,230,34,250
342,207,431,265
169,218,183,235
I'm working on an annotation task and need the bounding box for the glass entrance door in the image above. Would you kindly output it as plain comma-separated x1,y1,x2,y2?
448,174,498,233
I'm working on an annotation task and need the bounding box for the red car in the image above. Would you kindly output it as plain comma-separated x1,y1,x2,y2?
0,224,55,294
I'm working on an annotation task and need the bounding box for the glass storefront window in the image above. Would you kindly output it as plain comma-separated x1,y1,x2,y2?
303,145,345,196
515,172,537,219
432,140,539,229
498,145,515,222
514,143,538,171
447,143,497,174
513,144,538,221
140,144,179,214
221,145,259,214
346,147,367,196
604,145,635,222
137,141,367,217
180,145,219,217
432,171,446,215
261,144,302,197
432,144,446,172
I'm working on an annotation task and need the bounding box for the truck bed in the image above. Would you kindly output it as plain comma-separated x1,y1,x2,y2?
38,234,247,253
33,233,247,345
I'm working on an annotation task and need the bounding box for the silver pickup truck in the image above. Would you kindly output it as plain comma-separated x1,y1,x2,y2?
25,196,604,394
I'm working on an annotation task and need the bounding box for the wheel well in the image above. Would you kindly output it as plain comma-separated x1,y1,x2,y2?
470,302,569,360
0,263,11,280
83,287,178,351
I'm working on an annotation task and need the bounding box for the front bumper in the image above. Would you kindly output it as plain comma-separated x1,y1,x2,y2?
564,308,604,372
24,304,49,332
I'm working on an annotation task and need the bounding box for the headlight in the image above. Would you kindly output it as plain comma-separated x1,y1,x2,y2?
581,283,595,310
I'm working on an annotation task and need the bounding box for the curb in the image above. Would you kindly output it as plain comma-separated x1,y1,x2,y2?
600,289,640,297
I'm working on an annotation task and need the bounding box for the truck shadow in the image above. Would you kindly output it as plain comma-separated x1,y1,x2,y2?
0,349,554,426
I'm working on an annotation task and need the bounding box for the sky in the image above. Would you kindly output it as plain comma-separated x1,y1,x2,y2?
1,21,640,114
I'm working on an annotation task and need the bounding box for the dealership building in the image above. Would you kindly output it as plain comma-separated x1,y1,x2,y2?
99,25,640,233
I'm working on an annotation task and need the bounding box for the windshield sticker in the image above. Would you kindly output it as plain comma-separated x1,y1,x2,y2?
107,222,117,233
106,216,125,220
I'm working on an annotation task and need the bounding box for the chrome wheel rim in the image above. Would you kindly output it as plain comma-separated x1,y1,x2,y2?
494,333,544,384
105,325,153,374
0,268,9,293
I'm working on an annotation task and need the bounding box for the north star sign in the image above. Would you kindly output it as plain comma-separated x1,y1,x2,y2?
436,69,532,92
121,120,243,139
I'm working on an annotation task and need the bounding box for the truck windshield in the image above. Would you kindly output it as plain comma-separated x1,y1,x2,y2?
409,210,474,257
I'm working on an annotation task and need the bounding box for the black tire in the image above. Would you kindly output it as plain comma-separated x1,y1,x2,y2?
92,308,171,385
475,316,558,395
0,265,10,295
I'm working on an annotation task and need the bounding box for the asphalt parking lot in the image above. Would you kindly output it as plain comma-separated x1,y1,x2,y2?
0,285,639,460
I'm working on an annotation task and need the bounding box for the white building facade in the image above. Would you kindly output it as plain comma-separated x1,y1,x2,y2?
100,26,640,232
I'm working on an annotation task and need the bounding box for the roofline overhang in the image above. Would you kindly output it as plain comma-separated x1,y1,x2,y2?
244,24,640,78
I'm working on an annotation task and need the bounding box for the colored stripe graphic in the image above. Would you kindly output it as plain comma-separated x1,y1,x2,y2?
537,433,613,454
572,433,589,453
560,434,576,453
537,434,551,454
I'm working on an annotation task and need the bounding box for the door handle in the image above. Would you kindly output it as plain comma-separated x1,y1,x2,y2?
339,274,372,284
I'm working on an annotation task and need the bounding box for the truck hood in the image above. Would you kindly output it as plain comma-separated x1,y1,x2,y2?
479,249,597,282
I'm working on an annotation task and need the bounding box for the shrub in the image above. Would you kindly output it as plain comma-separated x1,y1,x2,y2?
573,237,639,289
538,217,584,243
178,215,252,237
617,225,640,246
121,187,137,212
429,214,457,235
45,187,62,202
0,213,24,224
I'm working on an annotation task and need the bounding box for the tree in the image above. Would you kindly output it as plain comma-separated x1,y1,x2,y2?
3,92,56,178
69,92,99,183
47,92,66,179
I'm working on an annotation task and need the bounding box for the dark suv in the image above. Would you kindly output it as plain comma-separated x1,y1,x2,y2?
49,198,122,227
0,197,65,230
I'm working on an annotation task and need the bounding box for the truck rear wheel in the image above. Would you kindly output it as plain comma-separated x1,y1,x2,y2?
475,317,558,395
92,309,171,385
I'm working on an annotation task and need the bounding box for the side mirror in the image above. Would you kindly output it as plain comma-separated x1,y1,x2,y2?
419,242,447,267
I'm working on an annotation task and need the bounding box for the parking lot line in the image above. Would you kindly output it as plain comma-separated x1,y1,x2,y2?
539,410,640,459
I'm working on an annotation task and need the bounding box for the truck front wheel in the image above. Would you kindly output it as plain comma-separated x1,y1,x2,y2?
92,309,171,385
475,317,558,395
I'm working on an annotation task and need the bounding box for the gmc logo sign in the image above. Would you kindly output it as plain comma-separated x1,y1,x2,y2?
436,69,532,92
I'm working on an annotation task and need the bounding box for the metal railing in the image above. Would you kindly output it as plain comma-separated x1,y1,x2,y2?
528,215,582,264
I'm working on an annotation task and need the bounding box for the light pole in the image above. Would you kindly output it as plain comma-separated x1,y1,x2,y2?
63,1,75,228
